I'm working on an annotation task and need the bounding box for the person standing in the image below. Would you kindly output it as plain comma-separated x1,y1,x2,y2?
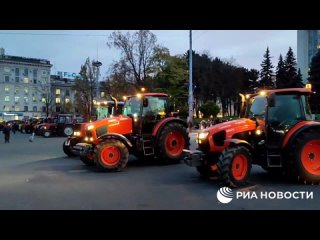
3,123,11,143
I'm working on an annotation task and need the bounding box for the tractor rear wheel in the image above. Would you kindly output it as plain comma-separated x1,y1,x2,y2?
63,126,74,137
43,131,51,138
217,146,252,188
94,139,129,171
156,122,190,164
291,131,320,184
80,154,95,166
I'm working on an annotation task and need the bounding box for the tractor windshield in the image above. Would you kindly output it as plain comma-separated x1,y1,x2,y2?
246,95,267,119
123,97,141,117
96,106,113,120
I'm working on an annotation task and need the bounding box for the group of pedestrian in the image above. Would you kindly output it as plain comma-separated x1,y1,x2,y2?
1,121,35,143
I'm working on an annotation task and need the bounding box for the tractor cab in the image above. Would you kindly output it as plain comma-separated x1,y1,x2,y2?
123,93,169,134
94,98,124,120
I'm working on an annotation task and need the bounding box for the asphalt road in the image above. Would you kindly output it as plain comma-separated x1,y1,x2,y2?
0,132,319,210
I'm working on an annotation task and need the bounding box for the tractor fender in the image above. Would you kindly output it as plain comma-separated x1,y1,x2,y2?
152,117,188,139
224,139,254,152
97,133,133,149
282,122,320,150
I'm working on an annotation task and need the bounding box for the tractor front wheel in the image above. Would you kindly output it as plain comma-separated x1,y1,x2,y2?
63,138,79,157
94,139,129,171
157,122,190,164
217,146,252,188
80,154,95,166
292,131,320,184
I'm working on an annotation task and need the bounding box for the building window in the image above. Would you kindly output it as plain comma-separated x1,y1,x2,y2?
15,68,19,76
15,106,20,111
24,87,29,94
4,76,10,82
41,97,46,103
32,96,37,102
23,77,29,83
65,98,70,103
42,106,46,113
4,106,10,111
56,89,61,95
33,106,37,112
66,90,70,96
15,87,19,94
24,97,28,103
56,106,61,112
42,71,47,76
24,106,28,112
5,96,10,102
4,67,10,73
24,68,28,77
33,69,37,77
56,98,61,104
41,77,47,84
101,92,105,97
33,79,37,84
15,96,19,103
4,86,10,93
15,77,19,83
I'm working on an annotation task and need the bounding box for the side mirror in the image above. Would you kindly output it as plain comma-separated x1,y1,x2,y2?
267,93,276,108
143,98,148,107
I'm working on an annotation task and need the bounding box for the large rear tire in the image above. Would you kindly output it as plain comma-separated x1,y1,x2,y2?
291,131,320,184
94,139,129,171
63,126,74,137
217,146,252,188
156,122,190,164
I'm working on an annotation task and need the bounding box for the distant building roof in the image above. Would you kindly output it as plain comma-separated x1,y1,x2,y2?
0,54,51,66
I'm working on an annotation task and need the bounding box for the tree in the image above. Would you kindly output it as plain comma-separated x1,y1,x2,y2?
295,68,304,88
259,47,275,89
73,58,96,121
199,101,220,118
107,30,161,89
276,54,287,89
247,69,260,93
308,48,320,113
284,47,298,88
39,78,52,117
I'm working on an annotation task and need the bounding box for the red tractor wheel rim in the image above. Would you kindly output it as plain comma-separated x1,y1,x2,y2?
232,154,248,180
101,146,121,166
165,131,185,157
301,140,320,175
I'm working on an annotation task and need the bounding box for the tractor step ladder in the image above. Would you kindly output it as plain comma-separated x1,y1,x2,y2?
267,146,282,167
142,136,154,156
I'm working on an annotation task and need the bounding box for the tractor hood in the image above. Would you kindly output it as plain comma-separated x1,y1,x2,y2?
89,115,132,137
202,118,257,137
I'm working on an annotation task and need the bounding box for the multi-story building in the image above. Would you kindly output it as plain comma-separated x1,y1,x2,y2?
0,48,52,122
50,75,77,115
297,30,320,83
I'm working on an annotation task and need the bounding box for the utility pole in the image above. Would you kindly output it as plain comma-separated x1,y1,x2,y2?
188,30,193,129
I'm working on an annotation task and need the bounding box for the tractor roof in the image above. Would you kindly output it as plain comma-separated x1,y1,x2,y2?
267,88,312,94
127,93,168,98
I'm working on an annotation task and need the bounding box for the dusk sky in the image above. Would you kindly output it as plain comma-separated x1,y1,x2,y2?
0,30,297,79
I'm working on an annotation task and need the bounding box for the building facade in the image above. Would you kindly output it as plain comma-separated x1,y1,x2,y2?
0,48,52,122
297,30,320,83
50,75,77,115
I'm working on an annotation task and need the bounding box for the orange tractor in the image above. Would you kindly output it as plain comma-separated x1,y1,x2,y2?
71,92,190,170
63,97,124,158
184,86,320,187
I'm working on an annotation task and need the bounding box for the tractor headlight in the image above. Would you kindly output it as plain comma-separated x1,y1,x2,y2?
84,136,93,142
87,124,94,130
74,131,81,136
198,132,209,140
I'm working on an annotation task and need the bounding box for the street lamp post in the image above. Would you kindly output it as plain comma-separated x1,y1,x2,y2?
92,60,102,99
188,30,193,130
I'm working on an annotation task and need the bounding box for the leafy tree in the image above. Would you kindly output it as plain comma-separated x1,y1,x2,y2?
107,30,163,89
259,47,275,89
199,101,220,118
276,54,287,89
308,48,320,113
247,69,259,93
73,58,96,121
284,47,298,87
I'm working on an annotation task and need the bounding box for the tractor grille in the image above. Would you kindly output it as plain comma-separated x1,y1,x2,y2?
213,130,226,146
